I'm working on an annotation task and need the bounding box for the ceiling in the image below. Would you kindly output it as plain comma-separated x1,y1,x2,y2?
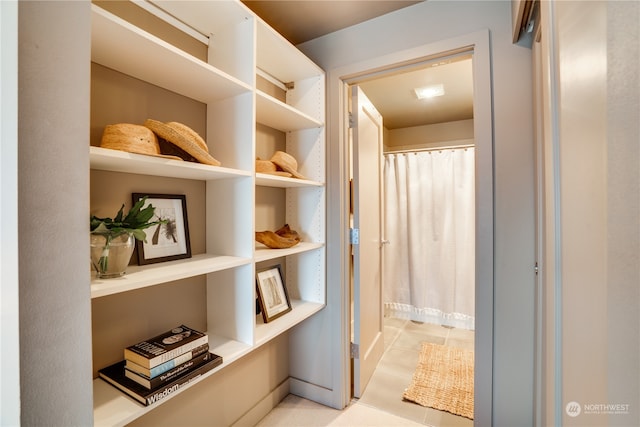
242,0,474,129
358,55,473,129
241,1,421,45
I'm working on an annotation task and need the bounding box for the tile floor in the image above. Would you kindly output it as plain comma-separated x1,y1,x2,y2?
256,317,475,427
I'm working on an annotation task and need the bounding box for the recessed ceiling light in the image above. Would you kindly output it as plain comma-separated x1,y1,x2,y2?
414,84,445,99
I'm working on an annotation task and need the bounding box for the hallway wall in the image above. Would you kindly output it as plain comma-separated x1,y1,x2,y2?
300,1,535,423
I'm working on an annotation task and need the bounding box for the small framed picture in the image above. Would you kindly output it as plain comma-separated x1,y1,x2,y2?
132,193,191,265
256,264,292,323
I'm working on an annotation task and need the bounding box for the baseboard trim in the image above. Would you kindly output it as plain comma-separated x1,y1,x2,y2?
289,377,334,407
232,378,291,427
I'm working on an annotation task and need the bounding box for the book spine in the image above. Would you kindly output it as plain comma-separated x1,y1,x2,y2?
125,334,209,368
148,335,208,367
125,351,211,389
98,370,147,406
126,344,209,378
144,355,222,406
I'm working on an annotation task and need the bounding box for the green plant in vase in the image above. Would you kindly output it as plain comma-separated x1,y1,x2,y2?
90,196,165,278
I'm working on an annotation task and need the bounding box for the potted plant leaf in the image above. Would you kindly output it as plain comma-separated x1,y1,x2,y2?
90,196,165,278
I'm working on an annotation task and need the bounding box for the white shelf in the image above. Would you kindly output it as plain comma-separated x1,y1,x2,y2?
91,254,251,299
91,5,251,104
256,21,323,83
256,90,323,131
90,2,325,425
150,0,252,40
255,172,324,188
254,242,324,263
93,333,252,427
93,297,322,427
254,300,325,346
90,147,250,181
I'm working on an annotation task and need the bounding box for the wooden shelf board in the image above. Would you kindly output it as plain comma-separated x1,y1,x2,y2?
91,254,251,299
90,147,250,181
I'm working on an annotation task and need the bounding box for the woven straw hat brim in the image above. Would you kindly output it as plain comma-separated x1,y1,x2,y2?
265,171,293,177
100,123,183,161
144,119,221,167
167,122,208,152
271,151,306,179
256,159,292,177
256,159,276,173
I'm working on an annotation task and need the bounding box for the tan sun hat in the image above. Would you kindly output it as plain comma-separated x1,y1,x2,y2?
144,119,221,167
270,151,306,179
256,158,292,177
100,123,182,160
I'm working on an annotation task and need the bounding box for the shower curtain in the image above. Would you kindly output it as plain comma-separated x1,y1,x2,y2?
383,148,475,330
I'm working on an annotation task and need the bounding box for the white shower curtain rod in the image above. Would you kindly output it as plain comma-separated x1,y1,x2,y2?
384,143,474,155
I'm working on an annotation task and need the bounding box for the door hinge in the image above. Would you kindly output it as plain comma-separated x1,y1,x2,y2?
348,112,355,129
534,262,539,275
350,342,360,359
350,228,360,244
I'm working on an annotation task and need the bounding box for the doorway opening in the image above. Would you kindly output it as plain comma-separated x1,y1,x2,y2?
349,53,475,425
327,30,493,425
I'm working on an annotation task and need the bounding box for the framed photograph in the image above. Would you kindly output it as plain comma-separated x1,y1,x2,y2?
132,193,191,265
256,264,292,323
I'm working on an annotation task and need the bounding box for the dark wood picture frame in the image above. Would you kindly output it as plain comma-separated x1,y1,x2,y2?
255,264,292,323
132,193,191,265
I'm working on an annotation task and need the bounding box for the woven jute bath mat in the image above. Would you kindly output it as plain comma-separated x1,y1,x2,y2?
402,342,474,419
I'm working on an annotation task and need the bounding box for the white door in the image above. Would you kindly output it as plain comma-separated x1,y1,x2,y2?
351,86,385,398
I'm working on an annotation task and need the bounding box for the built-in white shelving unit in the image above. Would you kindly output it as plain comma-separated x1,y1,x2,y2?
89,1,325,425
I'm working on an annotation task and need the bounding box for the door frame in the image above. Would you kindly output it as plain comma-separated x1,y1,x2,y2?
325,30,494,425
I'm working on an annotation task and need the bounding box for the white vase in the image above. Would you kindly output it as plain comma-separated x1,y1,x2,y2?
90,232,135,278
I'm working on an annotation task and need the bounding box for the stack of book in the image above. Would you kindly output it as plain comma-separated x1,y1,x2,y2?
99,325,222,406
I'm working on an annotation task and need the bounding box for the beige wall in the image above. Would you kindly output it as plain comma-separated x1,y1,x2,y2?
386,119,474,151
606,2,639,424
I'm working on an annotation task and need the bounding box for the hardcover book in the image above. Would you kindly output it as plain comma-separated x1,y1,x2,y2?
125,350,211,389
99,352,223,406
124,325,208,369
126,343,209,379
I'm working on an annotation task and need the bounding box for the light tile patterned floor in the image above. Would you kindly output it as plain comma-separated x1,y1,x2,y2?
255,394,424,427
256,317,474,427
358,317,474,426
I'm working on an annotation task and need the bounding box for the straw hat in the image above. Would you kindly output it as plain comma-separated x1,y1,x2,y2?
144,119,221,166
256,158,291,177
100,124,182,160
270,151,306,179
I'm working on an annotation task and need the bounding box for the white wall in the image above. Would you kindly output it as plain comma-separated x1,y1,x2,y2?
1,2,20,425
546,1,640,425
300,1,536,423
